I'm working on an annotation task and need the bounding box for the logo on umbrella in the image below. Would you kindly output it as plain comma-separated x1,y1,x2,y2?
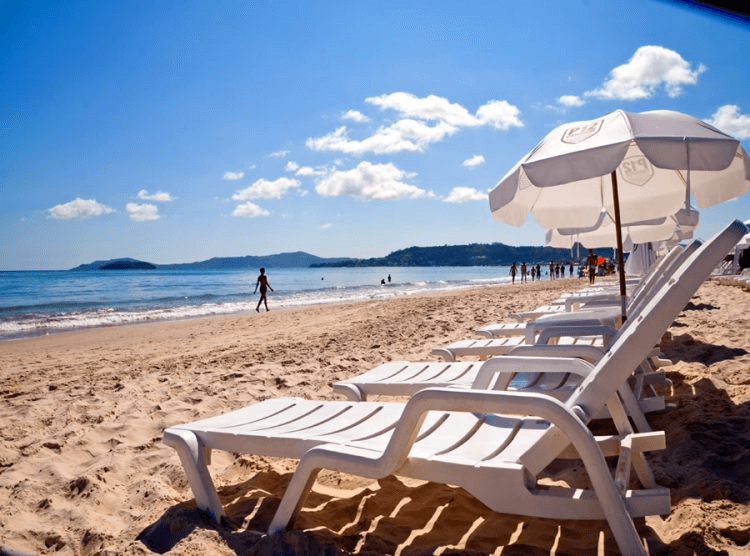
561,119,603,144
619,155,654,186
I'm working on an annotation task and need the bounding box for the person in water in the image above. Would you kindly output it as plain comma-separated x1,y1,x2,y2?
254,267,274,312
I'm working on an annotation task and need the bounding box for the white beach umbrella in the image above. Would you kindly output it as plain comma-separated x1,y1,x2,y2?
489,109,750,319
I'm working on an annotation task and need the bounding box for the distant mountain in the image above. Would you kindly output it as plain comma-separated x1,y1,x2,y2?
311,243,614,267
158,252,349,270
70,244,614,271
70,252,349,271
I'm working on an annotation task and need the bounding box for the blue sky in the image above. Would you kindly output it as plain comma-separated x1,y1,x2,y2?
2,0,750,270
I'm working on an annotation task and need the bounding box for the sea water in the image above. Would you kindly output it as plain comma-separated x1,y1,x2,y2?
0,266,513,340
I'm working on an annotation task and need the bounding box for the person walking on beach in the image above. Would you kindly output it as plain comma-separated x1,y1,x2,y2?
521,262,527,283
510,262,517,284
254,267,274,312
586,250,598,285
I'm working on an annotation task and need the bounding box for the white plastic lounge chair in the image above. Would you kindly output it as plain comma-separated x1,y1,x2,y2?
476,241,698,341
163,220,747,556
430,324,612,361
333,342,610,402
337,325,665,431
335,338,659,433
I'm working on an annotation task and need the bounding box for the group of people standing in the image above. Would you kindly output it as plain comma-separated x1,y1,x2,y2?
509,261,576,284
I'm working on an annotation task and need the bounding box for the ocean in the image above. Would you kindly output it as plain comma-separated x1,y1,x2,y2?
0,266,514,341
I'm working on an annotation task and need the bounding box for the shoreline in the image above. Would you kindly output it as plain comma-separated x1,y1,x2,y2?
0,267,525,343
0,274,558,344
2,278,749,554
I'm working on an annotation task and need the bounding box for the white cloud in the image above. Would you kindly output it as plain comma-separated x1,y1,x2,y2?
137,189,173,202
307,93,522,155
286,161,328,177
558,95,586,107
366,92,523,130
343,109,370,123
474,100,524,130
126,202,160,222
232,177,301,200
46,198,114,220
443,187,487,203
295,165,329,177
366,92,472,124
586,45,705,100
707,105,750,139
315,161,432,200
366,92,522,130
320,223,333,230
268,150,290,158
307,120,457,155
462,154,485,167
233,202,271,218
223,170,246,181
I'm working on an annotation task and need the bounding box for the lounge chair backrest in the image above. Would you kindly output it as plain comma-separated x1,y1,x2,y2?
624,243,682,303
570,220,746,422
626,240,699,315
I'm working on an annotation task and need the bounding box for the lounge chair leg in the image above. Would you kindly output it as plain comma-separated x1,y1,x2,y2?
617,386,651,433
569,425,647,556
163,429,225,522
268,458,321,534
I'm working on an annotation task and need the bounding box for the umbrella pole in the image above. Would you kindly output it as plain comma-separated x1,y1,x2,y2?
610,170,627,321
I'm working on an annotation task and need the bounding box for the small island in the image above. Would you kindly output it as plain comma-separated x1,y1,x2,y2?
99,260,157,270
70,258,157,271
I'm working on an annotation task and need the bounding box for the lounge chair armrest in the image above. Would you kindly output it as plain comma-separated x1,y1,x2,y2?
565,293,619,311
508,344,605,365
471,355,594,389
536,324,617,347
525,311,620,342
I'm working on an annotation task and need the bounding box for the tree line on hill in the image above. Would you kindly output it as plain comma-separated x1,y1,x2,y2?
310,243,612,267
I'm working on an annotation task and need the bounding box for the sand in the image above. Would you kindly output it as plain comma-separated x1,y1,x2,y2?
1,277,749,555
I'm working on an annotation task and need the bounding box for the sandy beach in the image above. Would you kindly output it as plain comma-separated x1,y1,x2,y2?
1,277,750,555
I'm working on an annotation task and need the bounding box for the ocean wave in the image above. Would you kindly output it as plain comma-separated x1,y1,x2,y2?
0,266,514,340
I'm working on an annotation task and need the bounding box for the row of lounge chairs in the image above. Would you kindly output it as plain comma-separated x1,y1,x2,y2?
164,219,747,556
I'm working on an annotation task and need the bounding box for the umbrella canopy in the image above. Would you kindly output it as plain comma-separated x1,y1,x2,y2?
545,207,699,249
489,109,750,319
490,109,749,229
